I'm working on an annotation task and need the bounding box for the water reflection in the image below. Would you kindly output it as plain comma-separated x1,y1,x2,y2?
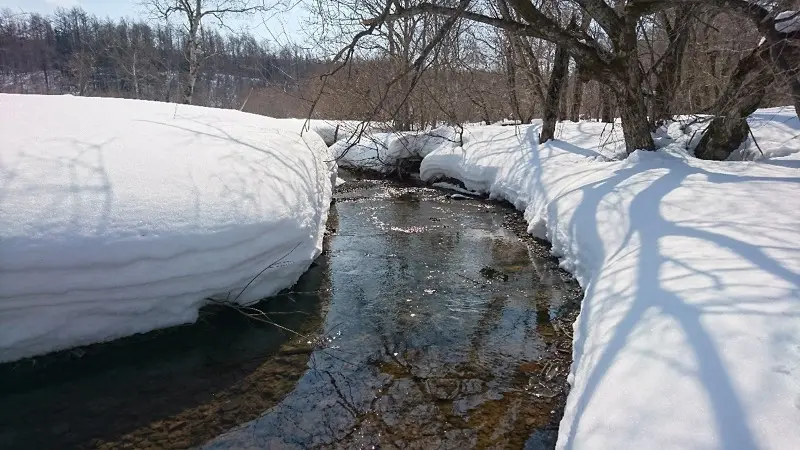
0,179,578,450
207,181,577,449
0,248,330,449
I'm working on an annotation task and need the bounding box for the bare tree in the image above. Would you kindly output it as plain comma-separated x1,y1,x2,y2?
346,0,800,155
655,7,693,124
569,11,592,122
68,50,95,96
541,14,576,143
146,0,276,104
694,41,775,160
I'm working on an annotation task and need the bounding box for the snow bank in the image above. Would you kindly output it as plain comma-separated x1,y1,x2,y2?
416,110,800,449
277,119,356,146
0,94,335,363
775,11,800,34
665,107,800,161
275,119,393,147
736,106,800,159
330,127,460,172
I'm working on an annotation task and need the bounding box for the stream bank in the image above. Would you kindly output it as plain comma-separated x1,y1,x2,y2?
0,171,581,449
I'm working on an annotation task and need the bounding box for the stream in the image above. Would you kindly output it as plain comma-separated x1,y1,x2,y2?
0,173,581,449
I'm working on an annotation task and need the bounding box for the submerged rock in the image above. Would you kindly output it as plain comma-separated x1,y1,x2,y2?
479,266,509,282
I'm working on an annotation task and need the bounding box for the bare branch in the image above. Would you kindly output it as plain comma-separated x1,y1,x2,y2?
363,1,616,82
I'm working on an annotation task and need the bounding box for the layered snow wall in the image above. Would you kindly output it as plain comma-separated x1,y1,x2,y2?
0,94,335,363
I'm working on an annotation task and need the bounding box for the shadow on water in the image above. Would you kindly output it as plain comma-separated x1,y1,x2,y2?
0,252,331,449
0,173,581,450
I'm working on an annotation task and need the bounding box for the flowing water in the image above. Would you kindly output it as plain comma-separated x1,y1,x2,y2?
0,174,580,449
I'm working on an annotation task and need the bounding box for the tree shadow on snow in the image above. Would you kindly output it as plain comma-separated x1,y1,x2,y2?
521,126,800,449
138,117,328,225
0,137,115,238
0,115,334,448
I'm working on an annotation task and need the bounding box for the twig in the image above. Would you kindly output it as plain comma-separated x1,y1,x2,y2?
232,242,303,304
239,86,254,111
747,124,765,158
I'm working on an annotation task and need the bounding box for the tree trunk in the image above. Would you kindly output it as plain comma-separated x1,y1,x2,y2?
165,75,173,102
652,7,692,126
183,36,199,105
504,40,524,123
570,66,586,122
600,83,614,123
540,42,570,143
618,87,655,152
615,20,657,153
41,54,50,93
568,11,591,123
182,13,202,105
515,39,546,105
498,0,545,120
558,67,570,121
695,44,774,160
700,51,719,108
395,73,413,131
132,50,140,99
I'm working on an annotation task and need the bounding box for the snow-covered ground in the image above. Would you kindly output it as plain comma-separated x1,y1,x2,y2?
349,107,800,449
276,119,393,147
330,126,460,172
0,94,335,363
775,10,800,34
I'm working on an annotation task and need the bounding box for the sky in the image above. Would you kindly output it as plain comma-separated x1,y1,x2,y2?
0,0,309,46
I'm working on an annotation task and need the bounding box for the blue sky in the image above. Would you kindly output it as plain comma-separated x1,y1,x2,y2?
1,0,308,45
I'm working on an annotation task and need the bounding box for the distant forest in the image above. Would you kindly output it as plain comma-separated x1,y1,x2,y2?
0,7,317,114
0,6,520,124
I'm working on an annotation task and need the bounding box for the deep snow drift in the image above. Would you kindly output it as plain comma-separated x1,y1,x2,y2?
348,107,800,449
0,94,335,363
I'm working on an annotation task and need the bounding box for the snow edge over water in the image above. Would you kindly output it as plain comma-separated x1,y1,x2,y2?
417,111,800,449
0,95,336,363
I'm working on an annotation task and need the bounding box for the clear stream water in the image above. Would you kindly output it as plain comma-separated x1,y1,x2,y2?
0,175,580,449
